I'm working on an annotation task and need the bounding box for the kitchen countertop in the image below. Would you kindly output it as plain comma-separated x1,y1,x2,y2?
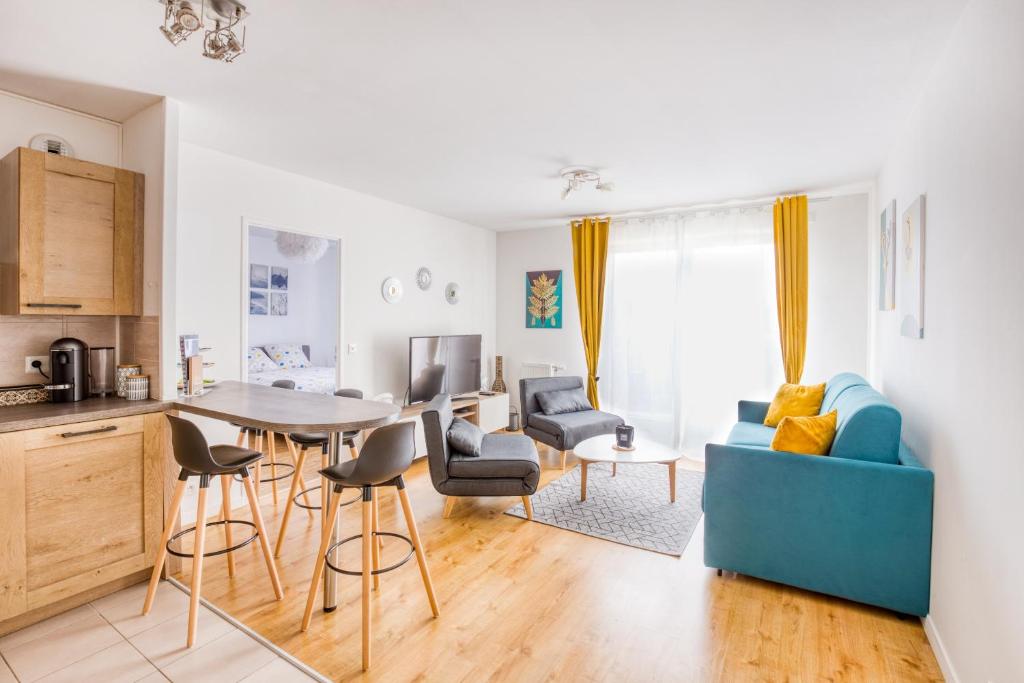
0,396,169,433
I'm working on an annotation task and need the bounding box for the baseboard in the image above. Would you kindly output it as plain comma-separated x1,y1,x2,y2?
923,615,960,683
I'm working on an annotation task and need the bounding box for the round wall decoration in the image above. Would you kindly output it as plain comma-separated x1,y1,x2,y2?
445,282,461,305
381,277,404,304
416,266,433,291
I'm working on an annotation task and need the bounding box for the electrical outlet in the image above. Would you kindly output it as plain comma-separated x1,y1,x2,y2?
25,355,48,375
347,343,357,354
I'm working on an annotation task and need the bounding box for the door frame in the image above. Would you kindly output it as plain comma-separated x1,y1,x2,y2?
238,217,345,388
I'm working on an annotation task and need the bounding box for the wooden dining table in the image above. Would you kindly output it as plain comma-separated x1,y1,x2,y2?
172,380,400,610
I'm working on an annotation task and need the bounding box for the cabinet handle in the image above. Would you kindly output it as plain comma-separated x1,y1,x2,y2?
27,303,84,309
60,425,118,438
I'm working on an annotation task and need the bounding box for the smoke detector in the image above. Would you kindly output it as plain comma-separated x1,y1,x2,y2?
29,134,74,158
560,167,614,200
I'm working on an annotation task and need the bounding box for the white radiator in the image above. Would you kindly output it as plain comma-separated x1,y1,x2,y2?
521,362,566,378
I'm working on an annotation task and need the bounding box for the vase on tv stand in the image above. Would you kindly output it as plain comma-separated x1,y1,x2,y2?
490,355,507,393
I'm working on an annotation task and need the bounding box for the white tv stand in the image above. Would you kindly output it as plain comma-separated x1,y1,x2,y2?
399,391,510,458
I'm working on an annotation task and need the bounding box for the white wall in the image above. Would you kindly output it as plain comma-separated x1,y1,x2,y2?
0,90,120,165
247,233,339,367
495,226,587,411
872,0,1023,680
121,100,169,318
176,143,496,402
496,194,871,410
805,193,870,382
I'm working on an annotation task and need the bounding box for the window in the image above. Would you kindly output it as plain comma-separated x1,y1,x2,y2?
598,208,782,457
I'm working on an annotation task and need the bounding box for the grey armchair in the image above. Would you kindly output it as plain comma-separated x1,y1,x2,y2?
422,394,540,519
519,376,624,470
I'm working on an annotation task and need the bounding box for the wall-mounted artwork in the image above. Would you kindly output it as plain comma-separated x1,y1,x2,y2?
898,195,926,339
526,270,562,328
270,292,288,316
250,289,268,315
250,264,269,289
270,266,289,290
879,199,896,311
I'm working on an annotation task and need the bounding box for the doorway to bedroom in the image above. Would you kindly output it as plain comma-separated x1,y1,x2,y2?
243,222,341,393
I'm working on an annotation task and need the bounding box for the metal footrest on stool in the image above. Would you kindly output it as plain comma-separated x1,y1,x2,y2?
324,532,414,576
233,461,295,483
292,484,361,511
257,461,295,482
167,519,258,558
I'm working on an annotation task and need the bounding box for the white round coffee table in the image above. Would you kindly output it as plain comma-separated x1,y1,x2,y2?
572,433,682,503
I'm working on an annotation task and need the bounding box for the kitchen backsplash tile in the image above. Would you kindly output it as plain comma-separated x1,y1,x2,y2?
0,315,161,398
0,318,65,386
119,316,160,399
0,315,117,387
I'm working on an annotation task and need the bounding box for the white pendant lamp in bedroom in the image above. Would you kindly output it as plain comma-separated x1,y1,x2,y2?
275,232,329,263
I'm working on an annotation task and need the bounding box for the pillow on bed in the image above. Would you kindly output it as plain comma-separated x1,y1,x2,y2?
263,343,311,369
247,347,276,374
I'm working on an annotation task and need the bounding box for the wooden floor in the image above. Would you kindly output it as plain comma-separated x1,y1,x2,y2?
174,442,943,682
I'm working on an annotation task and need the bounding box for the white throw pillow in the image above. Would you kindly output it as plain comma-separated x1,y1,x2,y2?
247,347,276,374
263,343,311,369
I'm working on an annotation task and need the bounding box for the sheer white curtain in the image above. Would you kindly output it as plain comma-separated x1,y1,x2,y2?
598,207,783,458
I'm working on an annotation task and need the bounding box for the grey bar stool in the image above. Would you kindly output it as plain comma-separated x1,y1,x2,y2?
144,414,283,647
300,421,439,671
274,387,365,558
232,378,298,505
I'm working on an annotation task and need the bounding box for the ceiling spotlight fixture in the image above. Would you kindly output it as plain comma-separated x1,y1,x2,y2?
158,0,249,62
203,7,247,62
160,0,203,45
560,167,615,200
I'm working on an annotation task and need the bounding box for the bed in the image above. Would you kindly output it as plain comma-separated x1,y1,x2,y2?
247,343,337,394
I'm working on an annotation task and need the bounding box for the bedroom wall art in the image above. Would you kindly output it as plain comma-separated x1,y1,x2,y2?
271,266,289,290
250,289,268,315
250,264,269,289
271,292,288,316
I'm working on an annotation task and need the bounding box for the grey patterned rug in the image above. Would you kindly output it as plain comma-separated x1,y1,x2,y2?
505,462,704,556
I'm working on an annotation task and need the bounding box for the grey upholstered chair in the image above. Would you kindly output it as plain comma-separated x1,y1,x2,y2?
519,376,624,470
422,394,540,519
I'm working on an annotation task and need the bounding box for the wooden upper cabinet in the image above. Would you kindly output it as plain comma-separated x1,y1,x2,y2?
0,147,143,315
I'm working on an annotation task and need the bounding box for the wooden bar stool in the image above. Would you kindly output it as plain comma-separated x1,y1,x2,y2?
300,421,438,671
274,388,365,557
144,414,283,647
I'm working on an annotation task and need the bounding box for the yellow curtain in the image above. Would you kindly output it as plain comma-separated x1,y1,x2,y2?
772,196,809,384
570,217,610,408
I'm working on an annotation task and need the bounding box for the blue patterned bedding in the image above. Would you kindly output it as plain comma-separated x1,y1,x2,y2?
247,366,337,394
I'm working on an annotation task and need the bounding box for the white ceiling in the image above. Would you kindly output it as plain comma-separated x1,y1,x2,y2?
0,0,966,230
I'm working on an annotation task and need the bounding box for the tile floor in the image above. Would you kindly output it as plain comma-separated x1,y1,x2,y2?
0,582,319,683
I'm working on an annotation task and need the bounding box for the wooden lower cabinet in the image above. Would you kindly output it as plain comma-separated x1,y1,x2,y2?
0,413,165,623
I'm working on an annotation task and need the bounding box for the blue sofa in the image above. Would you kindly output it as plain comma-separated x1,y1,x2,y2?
703,373,933,616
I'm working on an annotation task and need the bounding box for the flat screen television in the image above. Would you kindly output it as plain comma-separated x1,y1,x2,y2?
408,334,482,404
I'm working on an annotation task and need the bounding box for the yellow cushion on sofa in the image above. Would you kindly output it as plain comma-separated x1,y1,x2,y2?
763,382,826,427
770,410,838,456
